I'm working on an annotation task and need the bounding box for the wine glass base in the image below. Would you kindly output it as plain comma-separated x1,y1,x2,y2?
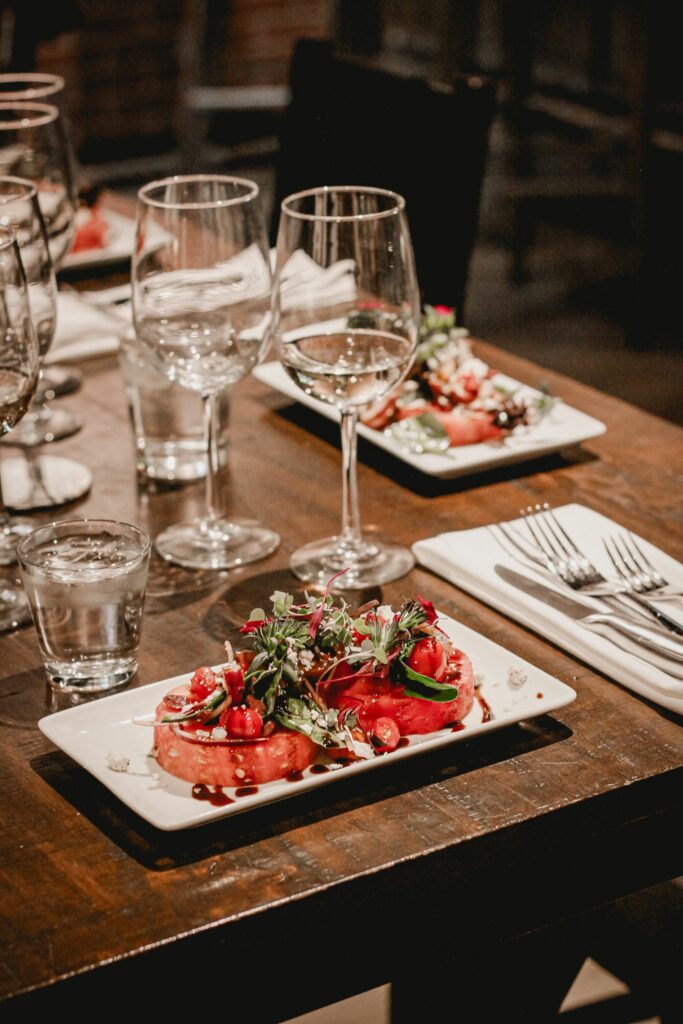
0,519,35,566
290,535,415,589
8,407,83,446
0,586,32,633
155,517,280,570
0,455,92,511
40,365,82,398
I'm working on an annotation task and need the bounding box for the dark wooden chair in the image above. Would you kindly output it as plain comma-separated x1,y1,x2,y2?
271,39,497,322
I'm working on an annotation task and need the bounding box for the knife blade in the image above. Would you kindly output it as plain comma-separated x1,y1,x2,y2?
495,564,683,679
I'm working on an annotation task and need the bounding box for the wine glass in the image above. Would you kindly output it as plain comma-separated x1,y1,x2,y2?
0,176,56,558
0,225,40,631
272,185,421,589
0,103,80,444
132,174,279,570
0,75,81,400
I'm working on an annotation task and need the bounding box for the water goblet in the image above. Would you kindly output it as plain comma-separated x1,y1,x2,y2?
0,224,40,630
132,174,279,570
0,176,56,557
272,185,421,589
0,74,80,399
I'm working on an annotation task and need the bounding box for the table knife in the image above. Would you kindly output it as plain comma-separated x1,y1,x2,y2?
495,564,683,679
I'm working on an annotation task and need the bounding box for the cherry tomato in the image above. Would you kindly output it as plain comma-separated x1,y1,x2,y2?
189,666,218,700
368,717,400,753
223,663,245,704
406,637,447,681
220,705,263,739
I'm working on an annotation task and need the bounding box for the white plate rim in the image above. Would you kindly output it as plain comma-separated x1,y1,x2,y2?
38,616,577,831
253,361,606,479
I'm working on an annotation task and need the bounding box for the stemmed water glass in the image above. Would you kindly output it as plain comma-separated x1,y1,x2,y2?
0,176,56,557
0,225,40,630
0,102,80,445
272,185,421,589
132,174,279,570
0,74,80,399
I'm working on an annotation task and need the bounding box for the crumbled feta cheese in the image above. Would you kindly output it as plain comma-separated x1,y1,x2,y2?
507,666,527,689
106,752,130,773
235,768,246,780
212,726,227,740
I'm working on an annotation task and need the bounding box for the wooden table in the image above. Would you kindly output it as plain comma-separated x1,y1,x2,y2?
1,339,682,1021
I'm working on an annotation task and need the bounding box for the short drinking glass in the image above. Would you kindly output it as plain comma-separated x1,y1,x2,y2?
17,519,151,692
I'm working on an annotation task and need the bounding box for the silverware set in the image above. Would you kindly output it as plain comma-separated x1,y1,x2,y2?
492,503,683,678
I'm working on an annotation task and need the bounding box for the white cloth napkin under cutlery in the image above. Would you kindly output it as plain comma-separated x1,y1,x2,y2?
413,503,683,714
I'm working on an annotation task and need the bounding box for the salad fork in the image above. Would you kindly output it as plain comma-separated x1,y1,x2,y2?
515,504,683,637
603,533,683,601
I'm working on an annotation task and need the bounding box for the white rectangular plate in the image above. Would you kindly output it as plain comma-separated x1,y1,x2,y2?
39,617,576,831
62,209,136,269
253,361,605,479
62,210,167,270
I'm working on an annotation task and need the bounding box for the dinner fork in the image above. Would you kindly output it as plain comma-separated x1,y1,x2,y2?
603,533,683,600
517,504,683,637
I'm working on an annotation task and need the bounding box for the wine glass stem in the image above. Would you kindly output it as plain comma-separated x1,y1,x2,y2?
340,409,361,546
0,471,10,533
202,392,223,523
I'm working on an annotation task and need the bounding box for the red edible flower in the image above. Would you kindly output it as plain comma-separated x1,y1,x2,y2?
416,595,438,624
240,617,271,635
433,304,454,316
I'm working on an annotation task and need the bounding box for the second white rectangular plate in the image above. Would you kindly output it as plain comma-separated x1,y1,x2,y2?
39,616,576,831
253,361,605,479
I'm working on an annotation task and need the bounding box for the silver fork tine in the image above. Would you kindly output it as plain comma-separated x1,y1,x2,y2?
613,534,645,582
624,533,667,587
603,536,630,583
521,506,561,561
545,506,598,573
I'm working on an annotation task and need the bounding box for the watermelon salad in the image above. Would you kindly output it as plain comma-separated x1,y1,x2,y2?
152,578,476,789
358,305,555,452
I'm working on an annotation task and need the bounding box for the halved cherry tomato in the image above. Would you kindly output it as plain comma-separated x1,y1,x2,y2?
189,666,218,700
220,705,263,739
368,717,400,753
407,637,447,681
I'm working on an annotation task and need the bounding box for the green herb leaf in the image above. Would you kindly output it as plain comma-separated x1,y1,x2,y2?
270,591,294,616
399,658,459,703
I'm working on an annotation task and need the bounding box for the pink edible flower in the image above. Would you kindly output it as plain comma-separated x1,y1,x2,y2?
433,304,454,317
308,568,348,639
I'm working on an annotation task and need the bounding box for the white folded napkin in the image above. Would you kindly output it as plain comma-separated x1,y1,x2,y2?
413,503,683,714
45,291,133,364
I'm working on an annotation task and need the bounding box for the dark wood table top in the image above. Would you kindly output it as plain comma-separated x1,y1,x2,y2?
1,333,682,1018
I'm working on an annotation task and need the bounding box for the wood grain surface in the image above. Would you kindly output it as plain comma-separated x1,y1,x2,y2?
1,326,682,1019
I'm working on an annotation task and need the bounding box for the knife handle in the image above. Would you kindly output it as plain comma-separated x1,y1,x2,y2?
585,613,683,679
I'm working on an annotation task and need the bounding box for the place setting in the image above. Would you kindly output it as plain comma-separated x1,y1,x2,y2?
2,174,582,833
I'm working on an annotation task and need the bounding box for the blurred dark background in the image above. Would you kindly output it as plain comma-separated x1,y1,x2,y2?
2,0,681,424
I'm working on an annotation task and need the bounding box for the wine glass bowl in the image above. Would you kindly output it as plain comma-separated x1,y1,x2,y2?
273,185,421,588
132,174,279,570
0,224,40,628
0,103,77,268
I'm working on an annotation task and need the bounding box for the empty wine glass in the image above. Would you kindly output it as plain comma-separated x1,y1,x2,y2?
0,225,40,630
272,185,421,589
0,176,56,557
132,174,279,569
